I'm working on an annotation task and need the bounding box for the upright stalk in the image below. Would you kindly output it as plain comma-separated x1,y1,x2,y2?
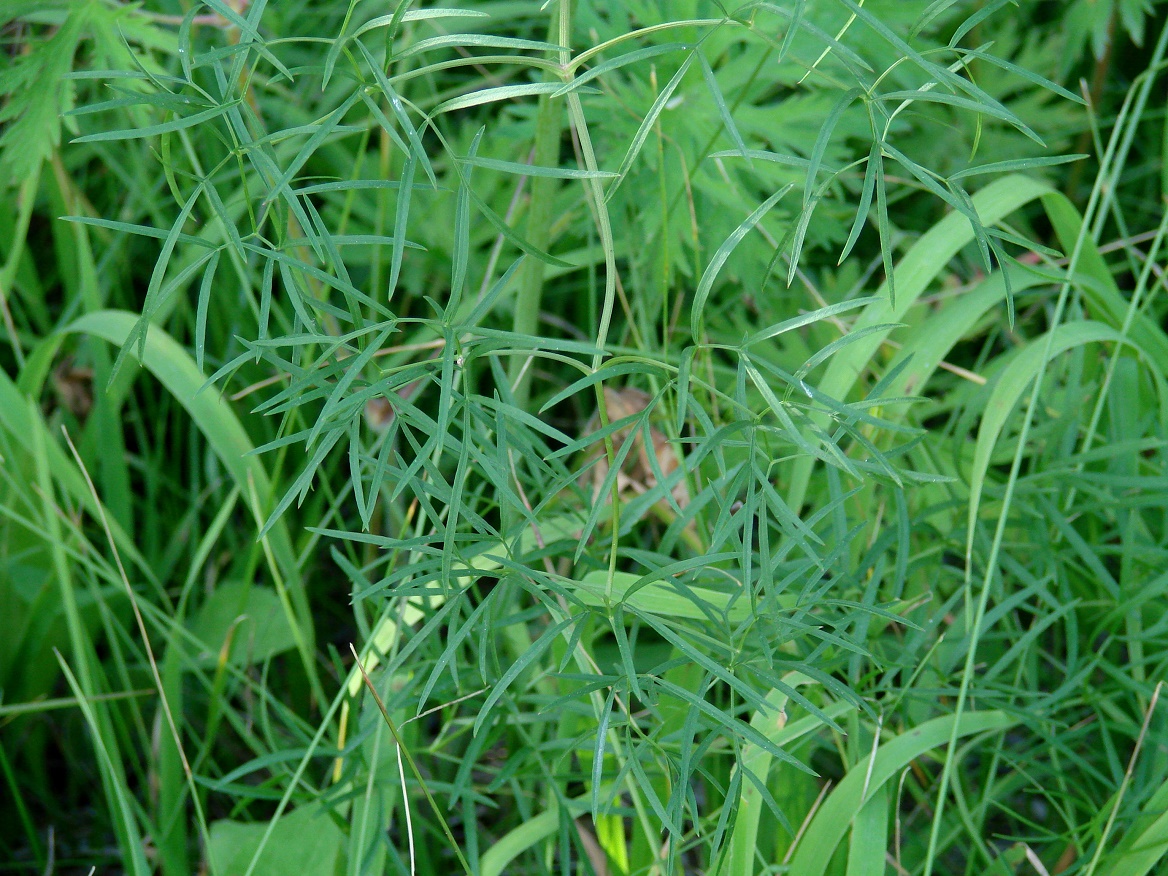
509,1,571,410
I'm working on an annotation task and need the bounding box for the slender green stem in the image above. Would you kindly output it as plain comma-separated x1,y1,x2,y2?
510,1,571,410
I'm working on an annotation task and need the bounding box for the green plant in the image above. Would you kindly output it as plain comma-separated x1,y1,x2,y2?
3,2,1168,875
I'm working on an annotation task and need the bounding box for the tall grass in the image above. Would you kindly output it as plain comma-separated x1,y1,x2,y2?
2,1,1168,874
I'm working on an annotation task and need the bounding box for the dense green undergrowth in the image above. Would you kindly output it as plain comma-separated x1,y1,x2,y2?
3,1,1168,874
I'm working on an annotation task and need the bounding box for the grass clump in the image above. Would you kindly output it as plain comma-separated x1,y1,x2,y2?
2,1,1168,874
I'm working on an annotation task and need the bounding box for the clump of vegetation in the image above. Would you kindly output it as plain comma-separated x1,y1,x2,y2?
2,2,1168,874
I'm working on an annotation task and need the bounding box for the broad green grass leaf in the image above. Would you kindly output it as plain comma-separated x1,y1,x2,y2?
787,711,1018,876
715,685,856,876
880,264,1051,399
0,363,152,584
61,310,317,689
1097,778,1168,876
55,655,152,876
1043,191,1168,370
967,321,1146,539
480,810,560,876
786,174,1054,511
846,784,890,876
